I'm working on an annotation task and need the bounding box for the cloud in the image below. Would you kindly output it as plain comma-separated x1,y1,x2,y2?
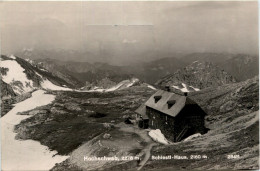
0,1,258,64
122,39,138,44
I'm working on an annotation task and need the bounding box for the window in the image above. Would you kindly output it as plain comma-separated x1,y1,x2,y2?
154,95,162,103
167,100,176,109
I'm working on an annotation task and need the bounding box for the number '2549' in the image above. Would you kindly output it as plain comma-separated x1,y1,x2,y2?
227,154,240,159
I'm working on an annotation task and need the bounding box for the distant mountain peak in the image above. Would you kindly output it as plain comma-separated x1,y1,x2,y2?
156,61,237,90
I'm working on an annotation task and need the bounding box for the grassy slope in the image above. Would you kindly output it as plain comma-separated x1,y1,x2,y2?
14,86,155,155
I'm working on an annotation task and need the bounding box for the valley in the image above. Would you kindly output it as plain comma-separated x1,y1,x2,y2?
0,53,259,170
11,77,260,170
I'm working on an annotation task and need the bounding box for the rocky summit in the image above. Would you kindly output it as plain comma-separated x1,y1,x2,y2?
156,61,237,90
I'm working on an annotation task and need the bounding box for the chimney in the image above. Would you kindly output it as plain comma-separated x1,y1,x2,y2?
184,92,188,96
165,85,170,92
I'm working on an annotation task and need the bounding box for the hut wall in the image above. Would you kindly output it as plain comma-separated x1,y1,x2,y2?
146,107,175,141
174,105,206,140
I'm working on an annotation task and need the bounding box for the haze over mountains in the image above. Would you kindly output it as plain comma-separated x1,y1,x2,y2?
14,50,259,87
1,51,258,112
2,1,258,64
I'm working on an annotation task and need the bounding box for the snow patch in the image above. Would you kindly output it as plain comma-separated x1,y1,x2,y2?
172,83,200,92
148,129,169,145
181,83,189,92
126,78,139,87
39,68,48,72
172,85,180,90
106,78,139,91
183,133,201,142
41,79,72,91
147,85,156,90
171,83,189,92
85,78,139,93
105,82,125,92
1,90,69,170
0,59,34,94
25,58,34,65
35,70,71,91
9,54,16,59
190,85,200,91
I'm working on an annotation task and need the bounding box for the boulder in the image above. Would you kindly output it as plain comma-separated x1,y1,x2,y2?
103,133,111,139
50,107,67,115
103,123,112,129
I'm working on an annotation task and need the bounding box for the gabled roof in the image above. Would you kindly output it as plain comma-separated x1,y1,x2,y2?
135,103,148,119
136,90,197,118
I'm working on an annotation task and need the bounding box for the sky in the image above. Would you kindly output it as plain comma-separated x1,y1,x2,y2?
0,1,258,64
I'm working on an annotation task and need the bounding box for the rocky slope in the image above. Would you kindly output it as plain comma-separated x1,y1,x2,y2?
1,79,17,116
181,53,258,81
156,61,237,90
32,58,134,88
30,58,83,88
124,57,188,84
219,54,258,81
1,79,16,98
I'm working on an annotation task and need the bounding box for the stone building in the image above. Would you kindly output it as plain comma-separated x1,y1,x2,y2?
135,90,207,142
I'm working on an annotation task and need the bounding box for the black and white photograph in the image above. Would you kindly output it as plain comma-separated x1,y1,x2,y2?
0,1,259,170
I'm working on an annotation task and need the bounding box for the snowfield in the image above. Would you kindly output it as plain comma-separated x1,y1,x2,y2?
106,78,139,92
41,78,72,91
0,58,35,94
82,79,157,92
1,56,72,93
35,71,72,91
148,129,169,145
85,78,140,92
1,90,69,170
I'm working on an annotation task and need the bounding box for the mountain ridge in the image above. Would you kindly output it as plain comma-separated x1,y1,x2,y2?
156,61,237,91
